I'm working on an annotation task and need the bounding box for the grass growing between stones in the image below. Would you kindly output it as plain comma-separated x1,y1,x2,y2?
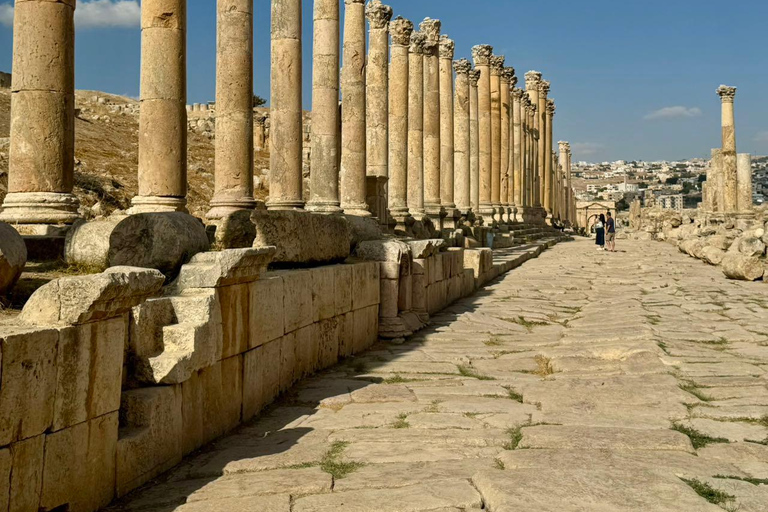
494,458,506,470
645,315,661,326
658,342,672,355
484,336,505,347
679,382,714,402
505,387,524,403
522,356,557,377
681,478,736,508
457,364,496,381
392,413,410,429
320,441,365,480
671,422,729,450
383,374,426,384
504,316,549,332
503,426,524,450
714,474,768,486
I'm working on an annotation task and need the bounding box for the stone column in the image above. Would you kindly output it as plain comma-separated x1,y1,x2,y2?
566,144,573,223
129,0,188,214
737,153,753,213
525,72,541,210
453,59,472,215
528,99,538,212
546,98,556,217
0,0,80,228
254,115,267,151
407,31,427,218
469,69,481,213
489,55,504,219
268,0,304,210
388,17,414,229
520,94,529,209
710,148,723,212
420,18,443,224
340,0,370,216
507,73,518,222
499,67,513,222
365,0,392,180
208,0,257,219
717,85,738,214
512,88,524,210
537,79,550,215
439,35,457,223
472,45,494,221
559,141,568,221
307,0,342,214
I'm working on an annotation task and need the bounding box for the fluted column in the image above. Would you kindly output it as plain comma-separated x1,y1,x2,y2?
439,35,457,223
340,0,370,216
420,18,443,224
499,67,513,223
453,59,472,215
0,0,81,227
388,17,414,228
365,0,392,179
717,85,738,214
472,45,494,221
469,69,481,213
307,0,342,213
546,98,555,218
489,55,504,219
512,88,523,210
208,0,257,219
129,0,188,214
407,31,426,218
268,0,304,210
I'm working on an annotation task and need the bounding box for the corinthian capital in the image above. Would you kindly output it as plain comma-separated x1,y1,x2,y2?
717,85,737,102
558,141,569,151
409,30,427,54
439,35,455,59
468,69,481,87
389,16,413,46
453,58,472,76
366,0,393,30
501,67,515,84
546,98,556,116
511,87,524,100
490,55,505,75
538,79,551,95
471,44,493,67
525,70,542,90
420,18,441,48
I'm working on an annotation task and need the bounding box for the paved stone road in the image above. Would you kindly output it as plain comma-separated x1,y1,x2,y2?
112,239,768,512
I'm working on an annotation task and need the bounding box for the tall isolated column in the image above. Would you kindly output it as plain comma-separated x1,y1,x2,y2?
489,55,504,218
439,35,457,222
208,0,256,219
499,67,513,222
307,0,342,213
130,0,188,213
472,44,494,221
737,153,753,212
387,17,414,228
340,0,370,216
268,0,304,210
512,88,524,210
469,69,481,213
546,98,556,217
537,79,550,214
717,85,738,214
453,59,472,215
420,18,443,224
1,0,80,227
407,31,427,218
365,0,392,179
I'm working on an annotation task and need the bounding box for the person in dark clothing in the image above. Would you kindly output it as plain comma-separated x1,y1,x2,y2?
595,214,606,250
605,211,616,252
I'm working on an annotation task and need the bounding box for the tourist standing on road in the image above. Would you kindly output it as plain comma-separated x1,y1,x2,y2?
595,214,606,251
605,211,616,252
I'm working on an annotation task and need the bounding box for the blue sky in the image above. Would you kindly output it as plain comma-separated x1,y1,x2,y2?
1,0,767,162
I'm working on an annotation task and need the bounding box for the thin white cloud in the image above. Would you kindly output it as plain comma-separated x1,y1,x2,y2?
754,131,768,144
643,106,702,121
571,143,605,157
0,4,13,27
76,0,140,29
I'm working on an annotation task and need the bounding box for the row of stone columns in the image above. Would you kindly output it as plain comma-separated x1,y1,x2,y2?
1,0,576,234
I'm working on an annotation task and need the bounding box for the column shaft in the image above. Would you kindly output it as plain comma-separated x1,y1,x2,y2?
545,98,555,217
469,70,480,212
439,36,456,212
499,69,511,221
489,56,503,214
512,89,523,209
737,153,753,212
365,1,392,179
388,17,414,221
717,86,738,213
407,32,426,216
453,60,472,213
420,18,442,219
472,45,494,219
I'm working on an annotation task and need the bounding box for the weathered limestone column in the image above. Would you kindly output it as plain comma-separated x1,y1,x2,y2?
737,153,753,213
439,35,457,223
717,85,738,214
566,144,573,223
268,0,304,210
472,45,494,221
469,69,481,213
129,0,188,213
520,94,529,209
407,31,427,218
420,18,443,224
0,0,81,227
365,0,392,179
499,67,513,222
254,115,267,151
559,141,568,220
388,17,414,228
453,59,472,215
525,72,541,211
489,55,504,218
512,88,524,210
546,98,556,217
507,73,518,222
307,0,342,214
208,0,257,219
340,0,370,216
527,99,538,212
710,148,724,212
537,79,550,215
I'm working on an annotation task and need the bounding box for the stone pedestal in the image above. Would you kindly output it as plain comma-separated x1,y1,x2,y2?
420,18,445,227
472,45,494,224
0,0,81,227
268,0,304,210
307,0,342,214
208,0,257,220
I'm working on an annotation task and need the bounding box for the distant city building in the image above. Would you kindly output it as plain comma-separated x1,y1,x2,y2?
657,194,684,210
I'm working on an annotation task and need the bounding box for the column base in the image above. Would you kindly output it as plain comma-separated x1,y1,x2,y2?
342,202,372,217
266,199,305,211
206,197,258,220
425,204,446,232
0,192,81,227
129,195,187,214
389,208,414,235
306,200,343,215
